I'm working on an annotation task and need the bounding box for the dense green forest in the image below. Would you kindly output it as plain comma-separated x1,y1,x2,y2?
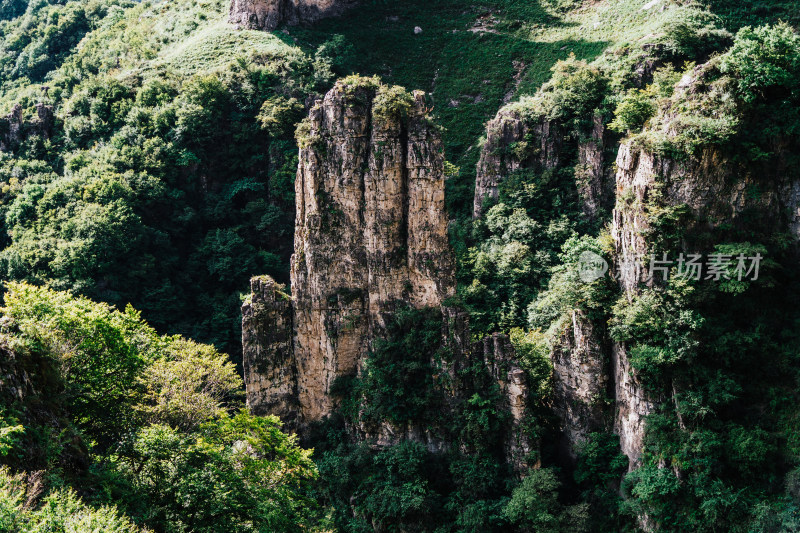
1,0,799,531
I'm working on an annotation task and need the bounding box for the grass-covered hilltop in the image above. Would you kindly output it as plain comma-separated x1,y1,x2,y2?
1,0,799,531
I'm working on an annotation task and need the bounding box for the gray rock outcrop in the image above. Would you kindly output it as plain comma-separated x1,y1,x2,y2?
229,0,355,31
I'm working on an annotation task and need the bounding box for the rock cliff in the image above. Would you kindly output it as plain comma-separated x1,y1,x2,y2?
241,276,296,422
474,100,615,463
292,79,455,422
0,103,53,152
473,107,563,217
477,331,535,473
243,78,536,473
229,0,355,31
609,61,800,464
473,105,611,220
550,310,610,462
244,78,454,425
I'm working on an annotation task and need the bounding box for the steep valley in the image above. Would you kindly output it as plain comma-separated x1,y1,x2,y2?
0,0,799,531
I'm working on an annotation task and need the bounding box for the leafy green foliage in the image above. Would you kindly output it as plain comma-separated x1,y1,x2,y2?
573,433,629,532
457,166,590,334
0,467,144,533
0,421,24,458
315,436,517,533
0,284,325,532
373,84,414,123
0,0,132,87
608,88,657,134
515,56,608,132
353,306,444,426
110,412,321,532
527,234,615,332
721,23,800,103
136,337,242,431
3,282,154,445
504,468,588,532
0,53,320,357
609,280,703,387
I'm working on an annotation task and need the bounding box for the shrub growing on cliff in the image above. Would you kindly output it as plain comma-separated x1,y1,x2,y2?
373,84,415,123
609,280,703,387
530,55,608,131
356,306,444,426
609,87,657,134
720,23,800,103
504,468,589,532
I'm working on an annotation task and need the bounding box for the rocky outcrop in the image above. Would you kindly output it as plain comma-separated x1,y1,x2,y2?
473,104,612,220
243,78,455,426
229,0,355,31
576,115,614,221
291,80,454,423
478,332,535,473
473,102,615,464
611,342,655,466
609,62,800,464
0,341,36,403
550,311,610,462
473,107,563,217
241,276,297,422
609,139,800,463
0,103,53,152
243,80,537,475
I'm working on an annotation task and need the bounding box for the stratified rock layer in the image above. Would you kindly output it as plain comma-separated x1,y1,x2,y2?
292,81,454,422
550,310,610,462
243,79,455,426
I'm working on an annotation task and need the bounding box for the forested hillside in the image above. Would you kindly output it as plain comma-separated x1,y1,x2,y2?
0,0,799,531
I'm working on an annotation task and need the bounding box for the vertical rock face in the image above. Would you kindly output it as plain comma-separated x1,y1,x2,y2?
229,0,355,31
474,101,615,463
356,308,535,473
609,65,800,464
477,332,535,473
243,81,535,475
576,115,613,221
550,311,610,462
609,139,800,463
244,78,455,426
473,104,612,220
473,107,563,217
611,342,654,466
292,80,454,422
0,104,52,152
241,276,297,421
